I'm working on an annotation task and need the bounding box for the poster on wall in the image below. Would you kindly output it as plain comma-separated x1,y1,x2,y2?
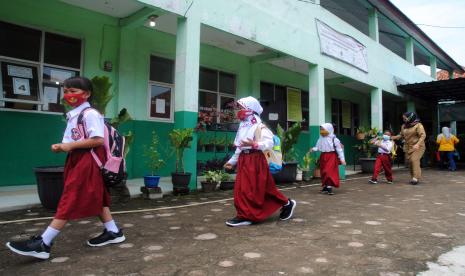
7,65,33,79
155,98,166,114
342,101,351,129
287,87,302,122
13,78,30,96
316,19,368,72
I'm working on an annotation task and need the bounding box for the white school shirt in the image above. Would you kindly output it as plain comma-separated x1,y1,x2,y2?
377,140,393,154
312,136,345,162
62,102,105,143
227,127,274,166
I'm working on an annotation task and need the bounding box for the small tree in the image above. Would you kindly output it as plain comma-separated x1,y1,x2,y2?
277,122,302,162
169,128,194,173
144,131,165,176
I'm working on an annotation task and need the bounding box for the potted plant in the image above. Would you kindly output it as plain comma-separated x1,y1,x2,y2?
201,170,221,192
355,127,379,173
215,136,226,152
34,76,134,209
356,126,368,140
300,151,313,181
169,128,194,195
219,171,235,190
143,131,165,188
273,122,302,183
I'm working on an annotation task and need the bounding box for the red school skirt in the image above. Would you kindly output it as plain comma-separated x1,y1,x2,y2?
55,147,111,220
234,151,288,222
320,152,340,188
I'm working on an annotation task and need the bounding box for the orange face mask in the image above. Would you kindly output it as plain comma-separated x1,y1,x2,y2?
320,130,329,136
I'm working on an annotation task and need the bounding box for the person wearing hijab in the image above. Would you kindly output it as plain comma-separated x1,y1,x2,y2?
223,96,296,227
392,112,426,184
436,126,459,171
309,123,346,195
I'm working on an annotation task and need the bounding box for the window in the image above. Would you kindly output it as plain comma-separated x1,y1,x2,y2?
148,56,175,121
260,82,308,131
331,99,360,135
0,21,82,113
198,67,236,125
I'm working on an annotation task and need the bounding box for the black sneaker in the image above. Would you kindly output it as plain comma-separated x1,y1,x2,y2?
87,229,125,247
369,179,378,184
6,236,51,260
410,180,419,185
225,217,252,227
327,187,334,195
279,199,297,220
320,186,329,194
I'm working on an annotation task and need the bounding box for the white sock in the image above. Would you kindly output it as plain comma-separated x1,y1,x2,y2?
283,199,291,206
104,220,119,233
41,226,60,246
412,178,418,182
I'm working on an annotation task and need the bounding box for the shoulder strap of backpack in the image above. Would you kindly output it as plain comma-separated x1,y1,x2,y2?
77,107,104,168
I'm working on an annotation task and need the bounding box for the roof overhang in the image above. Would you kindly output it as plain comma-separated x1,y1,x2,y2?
397,78,465,102
368,0,463,72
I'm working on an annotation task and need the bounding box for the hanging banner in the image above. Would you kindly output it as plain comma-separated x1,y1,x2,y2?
342,101,351,129
316,19,368,72
287,87,302,122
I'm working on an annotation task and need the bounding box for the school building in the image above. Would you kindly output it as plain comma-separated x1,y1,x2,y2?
0,0,462,188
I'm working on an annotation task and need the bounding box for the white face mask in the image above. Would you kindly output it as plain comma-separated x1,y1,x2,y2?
383,135,390,141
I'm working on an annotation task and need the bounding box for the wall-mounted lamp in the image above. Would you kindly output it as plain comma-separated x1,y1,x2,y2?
148,15,158,27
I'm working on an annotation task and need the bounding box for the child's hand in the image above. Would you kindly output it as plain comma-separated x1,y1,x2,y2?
340,160,346,166
240,138,255,147
51,144,62,152
224,163,234,170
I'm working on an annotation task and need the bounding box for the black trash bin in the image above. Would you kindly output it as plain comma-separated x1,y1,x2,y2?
33,166,64,210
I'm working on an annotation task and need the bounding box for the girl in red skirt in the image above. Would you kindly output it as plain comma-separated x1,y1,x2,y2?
6,77,125,260
223,96,296,227
310,123,346,195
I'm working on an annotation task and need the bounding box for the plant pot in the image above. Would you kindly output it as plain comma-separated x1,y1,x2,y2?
313,168,321,178
219,180,235,190
171,172,191,195
296,169,303,181
201,181,217,192
356,132,366,140
204,144,214,152
359,157,377,173
215,145,225,152
33,166,64,210
272,162,298,183
144,175,161,188
302,170,312,181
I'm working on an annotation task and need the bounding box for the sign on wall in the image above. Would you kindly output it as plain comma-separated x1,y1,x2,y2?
287,87,302,122
341,100,351,129
316,20,368,72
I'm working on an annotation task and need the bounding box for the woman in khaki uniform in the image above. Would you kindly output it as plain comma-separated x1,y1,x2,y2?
392,112,426,185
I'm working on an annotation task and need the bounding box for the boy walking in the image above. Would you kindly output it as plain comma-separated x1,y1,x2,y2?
369,130,394,184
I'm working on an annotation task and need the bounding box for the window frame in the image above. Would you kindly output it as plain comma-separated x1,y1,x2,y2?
0,21,83,114
198,66,237,124
146,80,175,123
331,98,360,136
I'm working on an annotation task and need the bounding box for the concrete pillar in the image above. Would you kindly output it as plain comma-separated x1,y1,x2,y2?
406,37,414,64
174,15,201,189
430,56,437,79
309,64,325,143
248,62,261,99
368,8,379,43
407,101,416,113
370,87,383,130
451,121,457,135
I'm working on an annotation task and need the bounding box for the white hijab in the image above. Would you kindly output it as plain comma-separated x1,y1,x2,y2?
441,127,451,139
234,96,263,147
321,123,336,138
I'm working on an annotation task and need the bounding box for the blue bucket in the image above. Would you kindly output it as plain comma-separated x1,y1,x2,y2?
144,175,161,188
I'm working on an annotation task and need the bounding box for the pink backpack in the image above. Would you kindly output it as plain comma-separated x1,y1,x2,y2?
77,107,126,187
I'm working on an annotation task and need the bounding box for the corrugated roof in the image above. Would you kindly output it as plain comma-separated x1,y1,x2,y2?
398,78,465,102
